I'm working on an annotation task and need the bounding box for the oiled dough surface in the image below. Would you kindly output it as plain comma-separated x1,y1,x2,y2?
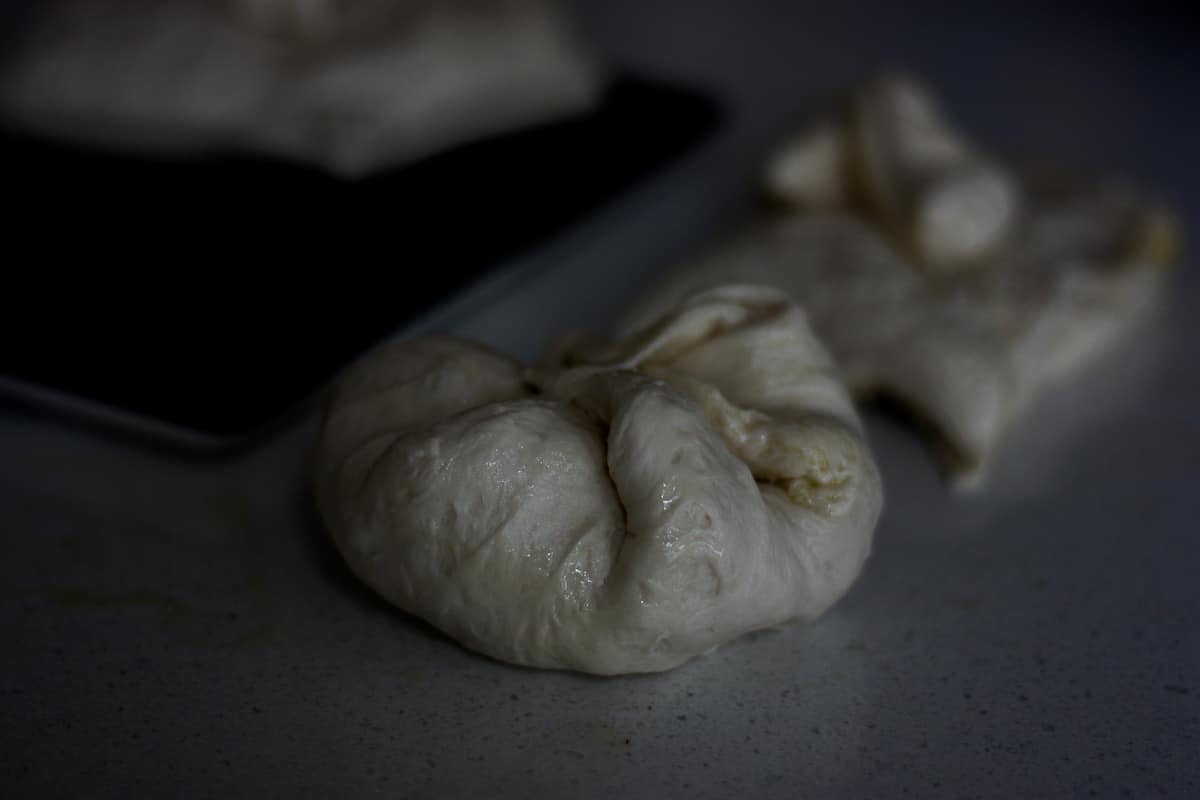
315,286,882,674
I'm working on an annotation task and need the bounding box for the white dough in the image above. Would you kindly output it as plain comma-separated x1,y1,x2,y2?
766,75,1019,272
315,286,883,674
0,0,600,176
633,76,1177,485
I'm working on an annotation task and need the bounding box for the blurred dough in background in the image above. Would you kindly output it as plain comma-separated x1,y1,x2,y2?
0,0,602,175
629,76,1178,487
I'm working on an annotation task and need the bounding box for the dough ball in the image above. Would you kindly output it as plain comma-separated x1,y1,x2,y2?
315,286,883,674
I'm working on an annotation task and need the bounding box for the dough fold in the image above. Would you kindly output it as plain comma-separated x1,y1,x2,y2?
315,286,882,674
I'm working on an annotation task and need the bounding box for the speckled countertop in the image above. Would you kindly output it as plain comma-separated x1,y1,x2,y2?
3,3,1198,797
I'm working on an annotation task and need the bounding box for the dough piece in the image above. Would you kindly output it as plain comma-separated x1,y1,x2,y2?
315,286,882,674
0,0,600,176
630,169,1175,485
767,75,1019,272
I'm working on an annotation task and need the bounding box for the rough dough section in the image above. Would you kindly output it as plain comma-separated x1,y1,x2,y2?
315,286,883,674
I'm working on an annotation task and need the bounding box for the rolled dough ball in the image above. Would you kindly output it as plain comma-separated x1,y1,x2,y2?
314,286,883,674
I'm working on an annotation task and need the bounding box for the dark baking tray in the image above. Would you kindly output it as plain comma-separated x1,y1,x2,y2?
0,78,719,442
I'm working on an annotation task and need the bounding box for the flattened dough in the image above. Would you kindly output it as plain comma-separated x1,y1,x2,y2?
315,286,882,674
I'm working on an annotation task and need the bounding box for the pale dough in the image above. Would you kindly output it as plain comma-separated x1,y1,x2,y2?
315,286,882,674
633,78,1177,485
0,0,600,176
